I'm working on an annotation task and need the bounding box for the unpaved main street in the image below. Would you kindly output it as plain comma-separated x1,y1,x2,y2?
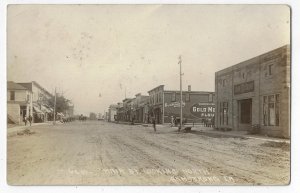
7,121,290,185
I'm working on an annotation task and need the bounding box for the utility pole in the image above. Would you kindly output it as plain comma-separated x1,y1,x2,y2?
53,87,56,125
179,55,183,131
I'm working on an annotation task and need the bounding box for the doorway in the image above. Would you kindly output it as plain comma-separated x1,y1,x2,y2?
239,99,252,124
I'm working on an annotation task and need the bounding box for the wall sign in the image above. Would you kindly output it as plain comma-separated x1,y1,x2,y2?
234,81,254,95
190,103,215,118
165,101,185,108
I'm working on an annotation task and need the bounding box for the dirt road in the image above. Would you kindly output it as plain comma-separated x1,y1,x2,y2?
7,121,290,185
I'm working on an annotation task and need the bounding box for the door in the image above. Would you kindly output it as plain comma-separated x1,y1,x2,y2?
239,99,252,125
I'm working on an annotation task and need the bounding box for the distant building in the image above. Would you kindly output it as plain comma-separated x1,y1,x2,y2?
7,81,33,124
148,85,215,124
215,45,290,138
122,98,134,122
108,104,118,122
133,93,149,123
89,112,97,120
116,102,124,122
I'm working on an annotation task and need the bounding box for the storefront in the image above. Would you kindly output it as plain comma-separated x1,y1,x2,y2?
215,45,290,138
148,85,215,125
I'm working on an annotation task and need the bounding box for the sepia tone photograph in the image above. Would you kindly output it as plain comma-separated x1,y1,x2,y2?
6,4,290,185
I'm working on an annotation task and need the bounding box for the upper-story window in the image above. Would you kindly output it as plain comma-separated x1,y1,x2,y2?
10,91,15,101
268,64,274,75
185,93,190,102
222,79,226,87
208,94,213,102
171,92,176,102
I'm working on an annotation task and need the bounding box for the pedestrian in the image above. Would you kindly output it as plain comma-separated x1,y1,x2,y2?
152,116,156,132
28,115,33,126
23,116,27,126
170,116,174,127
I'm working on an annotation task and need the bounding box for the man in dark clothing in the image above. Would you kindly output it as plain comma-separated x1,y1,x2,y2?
28,115,33,126
23,116,27,126
152,116,156,132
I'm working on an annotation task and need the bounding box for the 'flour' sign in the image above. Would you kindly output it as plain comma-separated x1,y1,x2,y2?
190,103,215,118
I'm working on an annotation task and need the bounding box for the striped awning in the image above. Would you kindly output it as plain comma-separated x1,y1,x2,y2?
33,104,43,114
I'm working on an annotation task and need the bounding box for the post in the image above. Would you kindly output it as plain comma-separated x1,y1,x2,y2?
53,87,56,125
179,55,183,131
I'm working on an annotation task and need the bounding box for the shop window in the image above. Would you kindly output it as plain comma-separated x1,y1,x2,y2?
10,91,15,101
172,92,176,102
185,93,190,102
263,94,280,126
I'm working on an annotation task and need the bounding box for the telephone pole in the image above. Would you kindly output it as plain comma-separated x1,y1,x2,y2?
53,87,57,125
179,55,183,131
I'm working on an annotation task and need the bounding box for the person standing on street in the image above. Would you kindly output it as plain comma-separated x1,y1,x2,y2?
152,116,156,132
28,115,33,126
23,116,27,126
170,116,174,127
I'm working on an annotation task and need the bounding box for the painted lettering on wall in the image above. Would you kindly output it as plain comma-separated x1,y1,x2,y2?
165,102,186,108
190,103,215,118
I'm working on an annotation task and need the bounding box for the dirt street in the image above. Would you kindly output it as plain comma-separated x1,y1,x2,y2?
7,121,290,185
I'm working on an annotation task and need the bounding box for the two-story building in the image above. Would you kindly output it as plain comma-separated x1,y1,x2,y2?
133,93,149,123
7,81,33,124
108,104,118,122
18,81,53,123
215,45,290,138
148,85,215,124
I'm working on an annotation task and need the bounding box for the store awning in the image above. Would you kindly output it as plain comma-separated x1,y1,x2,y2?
33,104,43,114
41,105,52,113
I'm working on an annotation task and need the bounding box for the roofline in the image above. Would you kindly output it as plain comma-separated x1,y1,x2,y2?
18,81,53,97
164,90,215,94
216,44,290,74
7,81,30,91
148,85,164,93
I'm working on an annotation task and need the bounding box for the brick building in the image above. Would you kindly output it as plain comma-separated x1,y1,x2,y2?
148,85,215,124
215,45,290,138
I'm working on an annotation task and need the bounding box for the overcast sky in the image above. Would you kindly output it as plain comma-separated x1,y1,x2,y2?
7,4,290,115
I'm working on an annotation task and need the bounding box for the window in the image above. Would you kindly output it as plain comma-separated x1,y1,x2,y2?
268,64,274,75
220,102,228,125
222,79,226,87
263,94,280,126
171,92,176,102
185,93,190,102
10,91,15,101
208,94,213,102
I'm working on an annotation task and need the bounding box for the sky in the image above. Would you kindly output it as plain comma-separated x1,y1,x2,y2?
7,4,290,115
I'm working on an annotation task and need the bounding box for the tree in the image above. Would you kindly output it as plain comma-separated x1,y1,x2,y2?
47,94,71,114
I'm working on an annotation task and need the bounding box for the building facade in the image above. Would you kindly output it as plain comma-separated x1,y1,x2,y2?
148,85,215,124
215,45,290,138
133,93,149,123
19,81,53,123
7,81,33,124
108,104,118,122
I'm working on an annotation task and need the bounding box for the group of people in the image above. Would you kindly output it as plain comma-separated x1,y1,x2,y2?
23,115,33,126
